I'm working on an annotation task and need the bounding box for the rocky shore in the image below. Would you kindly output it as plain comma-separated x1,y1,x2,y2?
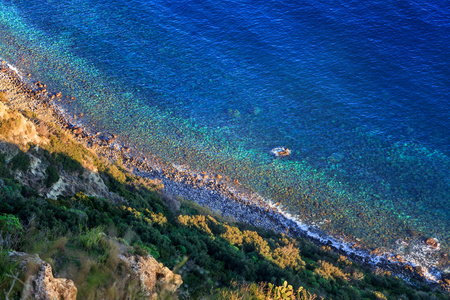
1,60,448,291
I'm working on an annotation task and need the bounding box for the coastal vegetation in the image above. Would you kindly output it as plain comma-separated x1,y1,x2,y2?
0,93,448,298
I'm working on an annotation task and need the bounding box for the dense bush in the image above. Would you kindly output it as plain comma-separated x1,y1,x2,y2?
0,152,11,178
0,214,23,236
53,153,83,174
9,151,30,172
45,165,60,187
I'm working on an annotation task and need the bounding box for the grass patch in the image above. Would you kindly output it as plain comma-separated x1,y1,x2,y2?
78,227,105,251
0,249,21,298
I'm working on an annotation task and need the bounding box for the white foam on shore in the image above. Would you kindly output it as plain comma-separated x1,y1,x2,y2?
0,57,24,81
229,187,442,283
268,202,441,282
6,63,22,80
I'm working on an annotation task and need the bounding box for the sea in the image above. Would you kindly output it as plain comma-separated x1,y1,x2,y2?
0,0,449,276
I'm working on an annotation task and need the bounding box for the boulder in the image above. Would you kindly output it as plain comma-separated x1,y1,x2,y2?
73,127,83,135
119,254,182,299
425,238,439,248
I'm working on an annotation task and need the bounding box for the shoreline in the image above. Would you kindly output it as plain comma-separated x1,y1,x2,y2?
0,60,447,288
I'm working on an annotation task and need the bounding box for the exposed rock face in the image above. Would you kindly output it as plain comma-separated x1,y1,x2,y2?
44,168,117,201
119,254,182,299
16,253,77,300
0,142,120,202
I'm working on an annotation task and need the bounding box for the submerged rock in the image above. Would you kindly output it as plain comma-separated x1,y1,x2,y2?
270,147,291,157
425,238,439,248
328,152,344,163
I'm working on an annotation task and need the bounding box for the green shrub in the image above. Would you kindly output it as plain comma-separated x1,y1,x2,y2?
0,214,23,250
177,215,213,235
45,165,60,187
314,260,348,281
106,165,126,183
134,242,160,259
9,151,30,172
221,224,244,245
0,214,23,236
67,208,88,223
273,243,305,270
0,153,11,178
54,153,83,174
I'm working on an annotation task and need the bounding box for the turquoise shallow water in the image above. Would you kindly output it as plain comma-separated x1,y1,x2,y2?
0,0,449,269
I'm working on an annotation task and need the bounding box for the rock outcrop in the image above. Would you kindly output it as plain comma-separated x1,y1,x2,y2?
119,254,183,299
13,253,77,300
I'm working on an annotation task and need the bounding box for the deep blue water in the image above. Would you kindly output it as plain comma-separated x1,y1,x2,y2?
1,0,449,265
